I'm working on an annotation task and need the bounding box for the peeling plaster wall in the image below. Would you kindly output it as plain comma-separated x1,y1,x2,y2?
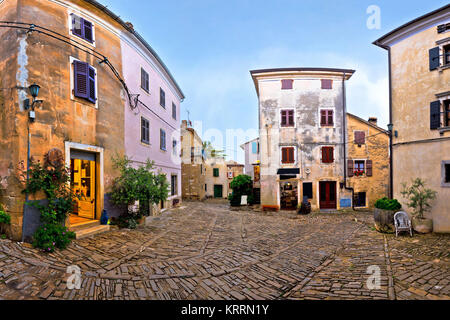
390,23,450,232
0,0,126,240
257,74,349,210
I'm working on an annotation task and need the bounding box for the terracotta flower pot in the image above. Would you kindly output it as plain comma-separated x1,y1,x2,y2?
373,208,395,234
412,217,433,234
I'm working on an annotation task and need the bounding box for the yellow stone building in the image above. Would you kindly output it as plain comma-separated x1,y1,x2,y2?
346,114,390,209
374,4,450,232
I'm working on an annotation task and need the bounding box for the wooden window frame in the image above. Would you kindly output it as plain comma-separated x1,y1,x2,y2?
321,147,334,164
141,68,149,93
281,109,295,127
141,117,150,144
354,131,366,145
281,79,294,90
160,129,166,151
320,109,334,127
160,88,166,108
321,79,333,90
281,147,295,164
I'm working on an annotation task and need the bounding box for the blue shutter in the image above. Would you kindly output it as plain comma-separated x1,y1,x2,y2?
430,101,441,129
72,14,83,38
88,66,96,103
429,47,440,71
83,19,93,43
252,142,258,154
74,60,89,99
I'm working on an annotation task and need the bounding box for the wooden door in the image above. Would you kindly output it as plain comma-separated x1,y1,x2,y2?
214,185,223,198
71,159,96,220
319,182,337,209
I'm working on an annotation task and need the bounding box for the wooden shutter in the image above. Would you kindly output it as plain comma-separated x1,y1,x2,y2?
322,147,333,163
355,131,366,145
74,60,89,99
327,110,334,125
321,79,333,89
88,66,96,103
288,110,294,126
72,14,83,38
429,47,440,71
281,79,293,90
83,19,93,42
321,147,326,163
288,148,294,163
366,160,373,177
348,160,354,177
160,88,165,107
321,110,327,126
281,111,287,126
430,101,441,129
282,148,287,163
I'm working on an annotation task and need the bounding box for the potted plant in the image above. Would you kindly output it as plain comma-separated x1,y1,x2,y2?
401,178,437,234
229,175,253,208
373,197,402,233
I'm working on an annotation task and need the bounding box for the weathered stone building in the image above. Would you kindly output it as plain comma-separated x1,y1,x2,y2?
374,4,450,232
240,138,260,180
250,68,355,211
346,114,390,209
205,157,229,199
0,0,183,240
181,120,206,200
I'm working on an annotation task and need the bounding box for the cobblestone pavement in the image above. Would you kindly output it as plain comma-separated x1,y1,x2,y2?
0,201,449,300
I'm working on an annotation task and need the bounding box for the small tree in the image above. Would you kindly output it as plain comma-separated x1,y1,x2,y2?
229,175,253,206
0,204,11,238
401,178,437,220
111,155,169,227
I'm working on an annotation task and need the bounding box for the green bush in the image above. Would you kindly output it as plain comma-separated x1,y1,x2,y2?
33,224,75,253
229,175,253,207
0,209,11,237
375,197,402,211
111,155,169,221
111,215,139,229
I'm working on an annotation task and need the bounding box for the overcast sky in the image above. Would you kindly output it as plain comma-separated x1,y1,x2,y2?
100,0,448,163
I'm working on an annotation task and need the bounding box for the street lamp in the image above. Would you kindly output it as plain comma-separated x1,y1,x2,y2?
387,124,394,132
29,83,40,99
24,83,43,122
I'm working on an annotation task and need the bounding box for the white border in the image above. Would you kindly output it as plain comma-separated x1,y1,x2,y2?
67,10,96,48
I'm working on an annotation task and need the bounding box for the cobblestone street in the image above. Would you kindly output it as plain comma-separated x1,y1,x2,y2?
0,201,449,300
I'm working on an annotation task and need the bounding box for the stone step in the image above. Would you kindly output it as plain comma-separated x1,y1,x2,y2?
75,225,110,240
69,220,100,232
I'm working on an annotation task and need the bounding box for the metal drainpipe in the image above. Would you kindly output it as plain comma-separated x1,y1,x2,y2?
342,72,355,210
387,47,394,199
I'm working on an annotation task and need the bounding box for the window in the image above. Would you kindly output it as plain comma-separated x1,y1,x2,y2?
281,110,295,127
73,60,96,104
354,192,367,208
281,79,293,90
172,139,177,155
320,110,334,126
430,100,450,129
446,164,450,183
141,68,149,92
354,131,366,145
160,88,166,108
141,117,150,144
321,79,333,90
303,183,313,200
228,172,233,179
71,14,94,43
172,102,177,120
443,161,450,187
171,175,177,196
444,45,450,66
281,147,295,164
348,160,373,177
354,160,365,174
438,23,450,34
160,129,166,151
213,168,219,177
322,147,334,164
205,184,207,191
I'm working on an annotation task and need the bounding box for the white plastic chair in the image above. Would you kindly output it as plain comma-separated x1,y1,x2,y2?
394,211,413,237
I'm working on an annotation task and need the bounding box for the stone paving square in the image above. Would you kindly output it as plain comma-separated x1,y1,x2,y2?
0,201,449,300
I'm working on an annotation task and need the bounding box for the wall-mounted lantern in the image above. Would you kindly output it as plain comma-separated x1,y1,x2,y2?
24,83,43,122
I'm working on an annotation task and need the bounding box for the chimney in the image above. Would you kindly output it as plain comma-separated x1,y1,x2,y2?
368,117,378,126
125,22,134,31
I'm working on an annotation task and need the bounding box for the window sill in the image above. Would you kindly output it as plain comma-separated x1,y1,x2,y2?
438,64,450,72
438,126,450,133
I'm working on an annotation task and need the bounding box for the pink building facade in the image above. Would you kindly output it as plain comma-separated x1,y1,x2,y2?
121,31,184,211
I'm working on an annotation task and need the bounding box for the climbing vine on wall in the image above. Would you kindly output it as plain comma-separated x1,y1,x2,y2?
22,159,76,252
